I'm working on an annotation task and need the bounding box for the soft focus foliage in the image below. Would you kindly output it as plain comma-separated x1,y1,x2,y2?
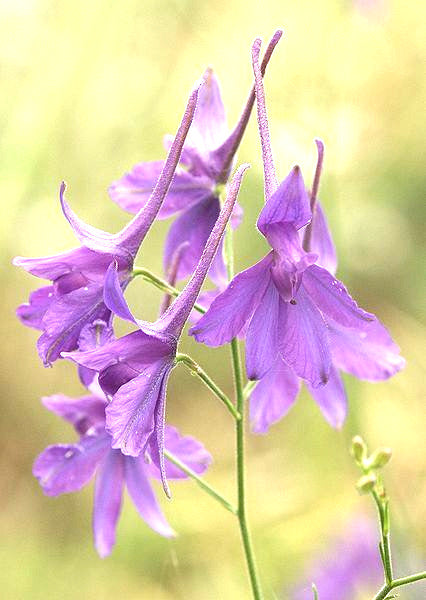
2,1,425,598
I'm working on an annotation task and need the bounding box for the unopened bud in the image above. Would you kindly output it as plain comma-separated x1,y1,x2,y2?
366,447,392,470
351,435,367,465
356,473,377,494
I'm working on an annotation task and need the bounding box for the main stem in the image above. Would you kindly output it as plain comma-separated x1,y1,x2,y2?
225,225,263,600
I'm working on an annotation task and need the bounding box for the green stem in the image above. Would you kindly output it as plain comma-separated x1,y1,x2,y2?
373,571,426,600
243,380,257,401
372,489,393,585
175,353,240,420
164,450,237,515
225,223,263,600
132,267,205,314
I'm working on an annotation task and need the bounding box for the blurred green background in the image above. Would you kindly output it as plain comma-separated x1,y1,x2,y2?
1,1,425,598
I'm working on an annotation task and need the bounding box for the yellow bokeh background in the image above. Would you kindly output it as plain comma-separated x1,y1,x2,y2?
1,1,425,598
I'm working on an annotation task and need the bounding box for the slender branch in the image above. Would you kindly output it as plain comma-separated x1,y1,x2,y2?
243,380,257,401
132,267,205,314
175,353,241,420
164,450,237,515
372,489,393,584
373,571,426,600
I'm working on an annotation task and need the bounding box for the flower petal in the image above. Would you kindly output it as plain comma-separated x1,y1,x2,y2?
33,434,110,496
93,450,125,558
249,360,300,433
257,166,311,235
77,319,115,387
189,253,273,346
308,202,337,275
103,262,136,324
329,318,405,380
16,286,54,330
279,286,331,386
303,265,375,328
125,456,175,537
246,280,281,379
42,393,106,435
307,366,347,428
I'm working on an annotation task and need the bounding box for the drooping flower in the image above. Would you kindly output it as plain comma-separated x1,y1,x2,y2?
14,81,201,365
249,141,405,433
109,30,283,286
190,39,379,394
33,389,211,557
287,516,382,599
63,164,249,495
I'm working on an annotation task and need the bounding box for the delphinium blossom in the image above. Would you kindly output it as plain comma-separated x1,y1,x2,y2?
13,82,201,366
109,30,282,286
190,38,405,433
288,516,382,599
33,382,211,557
63,164,249,496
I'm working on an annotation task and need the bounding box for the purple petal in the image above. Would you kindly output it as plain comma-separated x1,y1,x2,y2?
189,253,273,346
303,265,375,328
329,318,405,381
33,434,110,496
249,360,300,433
147,374,170,496
279,286,331,386
246,280,281,379
103,262,136,324
42,393,106,435
77,319,115,387
109,160,212,217
105,361,173,457
308,202,337,275
163,196,220,282
125,456,175,537
93,450,125,558
257,166,312,234
307,366,347,428
16,286,54,330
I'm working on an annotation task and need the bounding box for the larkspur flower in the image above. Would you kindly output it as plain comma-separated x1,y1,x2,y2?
63,164,249,495
248,141,405,432
33,388,211,557
109,30,282,286
190,38,404,426
13,81,201,365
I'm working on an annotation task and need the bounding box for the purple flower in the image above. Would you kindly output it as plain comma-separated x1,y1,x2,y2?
288,516,382,599
14,82,201,365
33,389,211,557
109,31,283,286
63,164,249,495
190,39,404,432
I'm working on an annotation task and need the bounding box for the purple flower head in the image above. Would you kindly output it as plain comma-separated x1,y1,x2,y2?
63,165,249,496
288,516,382,599
191,39,379,394
33,389,211,557
14,81,202,366
249,142,405,433
109,31,283,286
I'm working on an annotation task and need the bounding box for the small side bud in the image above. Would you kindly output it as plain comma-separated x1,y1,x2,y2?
356,473,377,495
351,435,368,466
366,447,392,470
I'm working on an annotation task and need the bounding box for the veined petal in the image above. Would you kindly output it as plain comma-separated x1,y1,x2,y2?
109,160,212,217
42,393,106,435
279,287,331,387
103,262,136,324
246,280,281,380
308,202,337,275
105,361,173,457
33,434,110,496
257,166,312,234
93,450,125,558
77,319,115,387
249,359,300,434
189,253,273,346
148,374,170,496
125,456,175,537
303,264,375,328
329,318,405,381
307,366,347,428
16,286,54,330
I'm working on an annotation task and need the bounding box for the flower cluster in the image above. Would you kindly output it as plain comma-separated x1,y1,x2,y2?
15,30,404,562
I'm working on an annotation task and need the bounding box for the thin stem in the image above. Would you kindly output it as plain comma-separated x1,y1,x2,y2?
373,571,426,600
372,489,393,584
225,220,263,600
175,353,240,420
243,380,257,401
164,450,237,515
132,267,206,314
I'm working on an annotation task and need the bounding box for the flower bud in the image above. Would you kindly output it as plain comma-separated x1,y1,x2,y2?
356,473,377,494
366,447,392,470
351,435,367,466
